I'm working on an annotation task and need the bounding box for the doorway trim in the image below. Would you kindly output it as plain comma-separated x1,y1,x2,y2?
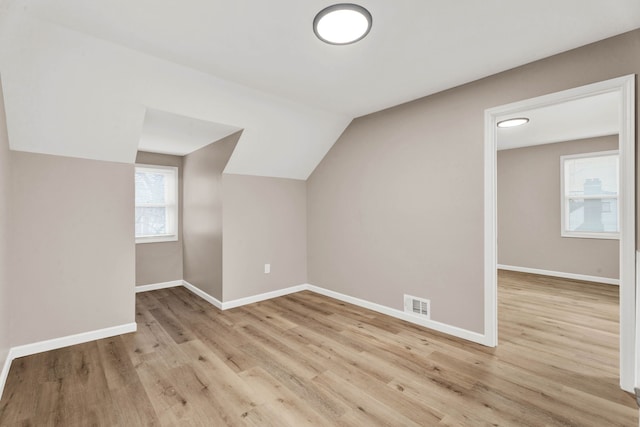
483,75,636,392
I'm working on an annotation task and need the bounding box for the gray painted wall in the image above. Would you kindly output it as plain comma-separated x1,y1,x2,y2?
182,133,239,300
8,152,135,346
222,174,307,301
135,151,184,286
307,29,640,334
0,79,11,367
498,136,619,280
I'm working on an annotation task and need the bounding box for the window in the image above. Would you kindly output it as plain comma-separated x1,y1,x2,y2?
561,150,619,239
135,165,178,243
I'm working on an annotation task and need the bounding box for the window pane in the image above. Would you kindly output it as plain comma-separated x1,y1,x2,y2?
135,172,166,204
566,198,618,233
135,207,167,236
135,165,178,241
564,155,618,196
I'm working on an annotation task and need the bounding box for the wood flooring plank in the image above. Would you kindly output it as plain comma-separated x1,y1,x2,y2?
238,341,348,421
0,355,45,425
132,359,191,426
238,323,327,379
313,355,446,426
148,307,195,345
238,367,327,427
312,370,429,427
177,339,264,415
96,336,160,426
230,304,298,332
188,319,257,373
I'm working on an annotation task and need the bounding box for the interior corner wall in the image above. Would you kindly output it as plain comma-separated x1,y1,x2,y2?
307,29,640,334
8,152,135,347
498,136,619,280
0,78,11,365
222,174,307,301
182,133,239,300
135,151,184,286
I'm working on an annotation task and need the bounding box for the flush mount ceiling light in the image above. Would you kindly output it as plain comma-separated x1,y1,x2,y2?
313,4,372,45
497,117,530,128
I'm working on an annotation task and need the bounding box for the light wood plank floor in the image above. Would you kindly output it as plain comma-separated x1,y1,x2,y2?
0,271,637,426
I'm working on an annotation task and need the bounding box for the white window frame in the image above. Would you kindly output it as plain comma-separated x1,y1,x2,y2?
560,150,619,240
135,164,179,244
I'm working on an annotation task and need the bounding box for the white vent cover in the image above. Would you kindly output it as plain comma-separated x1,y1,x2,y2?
404,295,431,319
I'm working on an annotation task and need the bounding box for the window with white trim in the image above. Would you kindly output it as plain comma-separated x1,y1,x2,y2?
561,150,619,239
135,165,178,243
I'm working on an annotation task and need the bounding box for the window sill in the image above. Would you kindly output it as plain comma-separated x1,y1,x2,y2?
136,235,178,244
561,232,620,240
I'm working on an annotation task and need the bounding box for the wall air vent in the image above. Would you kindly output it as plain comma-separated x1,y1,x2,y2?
404,295,431,319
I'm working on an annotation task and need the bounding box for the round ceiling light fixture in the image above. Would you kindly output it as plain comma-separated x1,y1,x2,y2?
313,4,372,45
497,117,530,128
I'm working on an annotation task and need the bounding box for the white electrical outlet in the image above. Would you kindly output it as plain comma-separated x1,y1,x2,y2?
264,264,271,274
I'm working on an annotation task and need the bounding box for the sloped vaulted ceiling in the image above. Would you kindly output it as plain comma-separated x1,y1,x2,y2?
0,9,351,179
0,1,639,179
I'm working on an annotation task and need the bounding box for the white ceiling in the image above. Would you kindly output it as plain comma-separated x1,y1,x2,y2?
0,1,639,178
497,92,619,150
16,0,640,117
138,109,241,156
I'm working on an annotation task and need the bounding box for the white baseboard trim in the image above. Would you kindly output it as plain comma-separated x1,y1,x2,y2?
0,322,137,400
135,280,183,293
306,285,490,346
222,285,309,310
178,280,489,346
181,281,307,310
182,280,223,310
0,350,12,401
10,323,138,360
497,264,619,285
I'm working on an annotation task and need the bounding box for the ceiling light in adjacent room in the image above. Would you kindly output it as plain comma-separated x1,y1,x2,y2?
314,4,372,45
497,118,530,128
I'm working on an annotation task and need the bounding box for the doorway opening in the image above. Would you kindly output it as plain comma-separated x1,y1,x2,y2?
484,75,636,392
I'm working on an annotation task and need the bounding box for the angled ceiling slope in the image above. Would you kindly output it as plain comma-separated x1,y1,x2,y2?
138,109,241,156
0,9,351,179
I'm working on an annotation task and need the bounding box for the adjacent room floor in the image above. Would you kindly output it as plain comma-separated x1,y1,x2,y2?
0,271,637,426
